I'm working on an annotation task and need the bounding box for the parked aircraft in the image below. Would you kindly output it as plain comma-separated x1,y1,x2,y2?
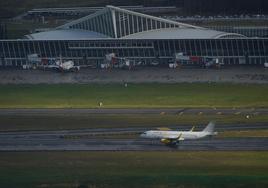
43,56,80,72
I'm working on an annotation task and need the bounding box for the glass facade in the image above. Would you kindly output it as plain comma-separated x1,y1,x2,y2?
0,38,267,67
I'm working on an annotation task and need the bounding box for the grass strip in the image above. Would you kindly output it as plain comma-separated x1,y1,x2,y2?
0,151,267,188
0,83,267,108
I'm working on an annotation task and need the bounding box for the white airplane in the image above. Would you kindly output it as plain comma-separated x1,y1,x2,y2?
55,59,80,72
44,56,80,72
140,122,217,146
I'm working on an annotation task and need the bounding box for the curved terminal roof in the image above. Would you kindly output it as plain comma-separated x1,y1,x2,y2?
122,28,245,39
25,6,246,40
25,29,110,40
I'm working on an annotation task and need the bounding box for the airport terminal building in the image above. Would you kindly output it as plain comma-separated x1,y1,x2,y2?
0,6,267,67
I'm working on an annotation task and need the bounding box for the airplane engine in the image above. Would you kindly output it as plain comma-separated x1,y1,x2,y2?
160,139,171,145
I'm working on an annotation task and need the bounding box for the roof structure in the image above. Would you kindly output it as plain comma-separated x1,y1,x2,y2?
25,29,110,40
122,28,245,39
27,5,245,40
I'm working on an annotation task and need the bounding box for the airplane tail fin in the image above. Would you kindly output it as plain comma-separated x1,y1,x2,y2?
203,121,215,133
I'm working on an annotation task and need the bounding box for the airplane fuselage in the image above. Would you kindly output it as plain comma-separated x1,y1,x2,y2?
140,122,217,145
141,130,214,140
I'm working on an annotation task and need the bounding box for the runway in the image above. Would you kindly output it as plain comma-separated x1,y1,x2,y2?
0,123,267,136
0,124,267,151
0,137,267,151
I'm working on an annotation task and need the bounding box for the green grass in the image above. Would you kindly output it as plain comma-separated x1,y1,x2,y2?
1,114,268,131
0,151,267,188
0,83,267,108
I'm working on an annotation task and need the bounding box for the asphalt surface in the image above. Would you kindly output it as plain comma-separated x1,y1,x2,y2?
0,124,267,151
0,108,268,115
0,137,267,151
0,123,267,135
1,67,268,84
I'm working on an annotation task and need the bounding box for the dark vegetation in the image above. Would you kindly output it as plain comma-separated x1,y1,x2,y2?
1,0,268,19
183,0,268,15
